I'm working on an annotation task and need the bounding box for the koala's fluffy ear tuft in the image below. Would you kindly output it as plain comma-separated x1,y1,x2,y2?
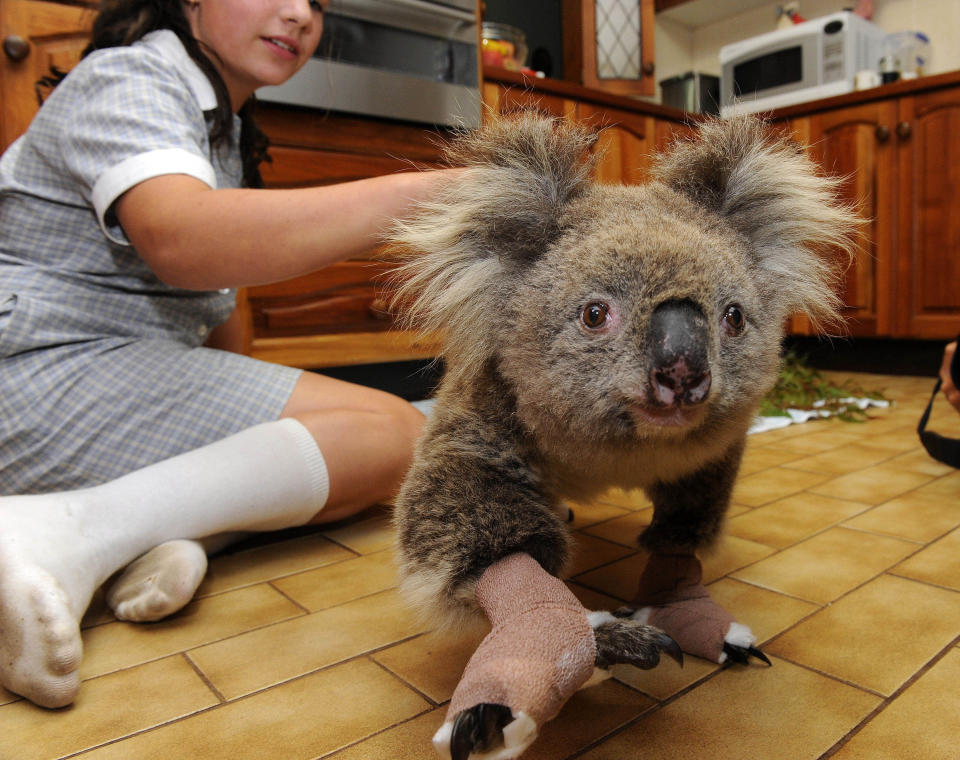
654,117,860,334
388,111,598,373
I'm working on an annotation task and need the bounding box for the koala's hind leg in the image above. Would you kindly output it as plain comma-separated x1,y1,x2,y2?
629,441,770,666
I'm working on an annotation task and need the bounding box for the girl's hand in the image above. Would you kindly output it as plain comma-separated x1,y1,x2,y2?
939,341,960,412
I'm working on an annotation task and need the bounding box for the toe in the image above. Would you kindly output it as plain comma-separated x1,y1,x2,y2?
450,703,513,760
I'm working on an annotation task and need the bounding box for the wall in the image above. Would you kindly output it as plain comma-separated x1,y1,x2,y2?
654,0,960,103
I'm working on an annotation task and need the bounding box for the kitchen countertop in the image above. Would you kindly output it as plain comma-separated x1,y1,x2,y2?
485,64,960,122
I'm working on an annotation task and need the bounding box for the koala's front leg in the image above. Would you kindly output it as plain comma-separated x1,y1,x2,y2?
626,439,771,667
396,428,679,759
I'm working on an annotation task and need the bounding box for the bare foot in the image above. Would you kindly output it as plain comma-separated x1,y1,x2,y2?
107,540,207,622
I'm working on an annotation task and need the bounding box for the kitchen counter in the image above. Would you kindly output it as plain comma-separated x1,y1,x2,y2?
485,64,960,123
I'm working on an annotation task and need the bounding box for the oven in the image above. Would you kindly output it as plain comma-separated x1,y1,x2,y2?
257,0,482,128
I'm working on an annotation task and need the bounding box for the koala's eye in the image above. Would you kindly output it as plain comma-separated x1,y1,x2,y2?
581,301,610,329
722,304,745,335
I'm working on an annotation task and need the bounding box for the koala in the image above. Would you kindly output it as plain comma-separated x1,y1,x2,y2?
389,112,857,760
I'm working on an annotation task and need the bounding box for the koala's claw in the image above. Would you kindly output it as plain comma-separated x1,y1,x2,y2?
450,702,513,760
593,616,683,670
722,642,772,666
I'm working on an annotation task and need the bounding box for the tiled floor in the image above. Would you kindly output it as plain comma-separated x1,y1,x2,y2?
3,371,959,760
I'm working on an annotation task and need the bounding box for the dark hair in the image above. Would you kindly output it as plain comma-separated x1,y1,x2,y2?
71,0,269,187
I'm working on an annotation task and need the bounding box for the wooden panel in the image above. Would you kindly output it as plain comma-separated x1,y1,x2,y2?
249,330,444,369
895,88,960,338
562,0,655,97
0,0,94,150
577,102,653,184
810,101,897,337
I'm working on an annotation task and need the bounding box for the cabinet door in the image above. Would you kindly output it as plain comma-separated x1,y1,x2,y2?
809,101,897,337
576,102,653,184
894,88,960,338
0,0,94,150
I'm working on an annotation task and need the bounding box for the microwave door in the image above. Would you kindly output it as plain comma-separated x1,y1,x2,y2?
722,35,819,109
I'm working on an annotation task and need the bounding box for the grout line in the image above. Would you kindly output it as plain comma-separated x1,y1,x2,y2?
182,651,227,703
816,633,960,759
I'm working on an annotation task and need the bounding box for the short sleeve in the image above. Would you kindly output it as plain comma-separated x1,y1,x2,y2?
51,45,219,243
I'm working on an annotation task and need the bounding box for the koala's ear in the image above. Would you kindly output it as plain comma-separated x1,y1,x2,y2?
388,112,597,357
653,117,859,332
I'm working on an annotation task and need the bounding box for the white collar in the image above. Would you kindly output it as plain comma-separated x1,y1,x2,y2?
139,29,218,111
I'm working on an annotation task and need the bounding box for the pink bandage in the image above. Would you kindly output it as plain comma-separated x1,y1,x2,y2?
436,553,597,758
630,552,734,663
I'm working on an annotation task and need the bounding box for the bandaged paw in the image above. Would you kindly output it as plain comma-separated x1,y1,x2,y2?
627,552,763,665
434,553,597,760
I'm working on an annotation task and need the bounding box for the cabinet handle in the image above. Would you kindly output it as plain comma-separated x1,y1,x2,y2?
643,61,655,77
875,124,891,143
3,35,30,62
896,121,912,140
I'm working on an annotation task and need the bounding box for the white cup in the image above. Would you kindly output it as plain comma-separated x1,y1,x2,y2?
855,69,881,89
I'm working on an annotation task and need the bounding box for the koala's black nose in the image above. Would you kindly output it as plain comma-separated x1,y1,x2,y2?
648,299,711,407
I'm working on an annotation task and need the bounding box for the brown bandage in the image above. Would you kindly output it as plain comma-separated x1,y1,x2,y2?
631,552,734,664
439,553,597,756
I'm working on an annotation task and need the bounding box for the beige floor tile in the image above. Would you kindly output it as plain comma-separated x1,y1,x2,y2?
328,680,656,760
850,430,924,452
892,527,960,591
831,648,960,760
0,686,16,707
573,553,647,602
732,467,833,507
76,659,429,760
581,508,651,547
700,534,776,583
592,487,653,511
372,627,488,704
189,589,427,699
738,446,807,475
766,574,960,695
566,533,636,577
726,492,871,549
913,470,960,499
707,578,819,643
199,532,355,596
522,679,655,760
809,464,935,505
732,527,916,604
567,581,625,614
843,491,960,543
272,549,398,611
325,708,447,760
781,442,896,475
0,656,217,760
611,653,718,701
566,500,632,528
882,448,958,476
322,510,396,554
580,657,880,760
774,429,865,455
80,584,304,679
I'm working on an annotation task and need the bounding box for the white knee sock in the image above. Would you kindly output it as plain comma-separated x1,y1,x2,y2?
0,418,328,707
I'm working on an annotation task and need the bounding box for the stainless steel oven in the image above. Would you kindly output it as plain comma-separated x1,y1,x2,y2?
257,0,481,128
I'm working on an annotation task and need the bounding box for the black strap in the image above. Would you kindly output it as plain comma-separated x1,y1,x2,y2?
918,377,960,467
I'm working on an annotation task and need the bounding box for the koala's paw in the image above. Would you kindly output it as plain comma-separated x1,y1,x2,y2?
588,611,683,670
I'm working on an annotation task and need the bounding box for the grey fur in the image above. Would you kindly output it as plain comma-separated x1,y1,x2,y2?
391,112,858,628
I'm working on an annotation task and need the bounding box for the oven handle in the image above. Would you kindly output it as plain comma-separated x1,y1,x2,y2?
385,0,476,23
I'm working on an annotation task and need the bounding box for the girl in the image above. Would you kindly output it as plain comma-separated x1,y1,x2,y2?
0,0,457,708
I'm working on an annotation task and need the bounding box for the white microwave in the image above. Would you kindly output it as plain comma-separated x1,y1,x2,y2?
720,11,885,116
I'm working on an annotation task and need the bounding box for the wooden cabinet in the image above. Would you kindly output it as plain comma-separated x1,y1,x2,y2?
894,87,960,338
1,0,94,150
244,106,450,368
482,73,689,187
799,82,960,340
807,100,897,337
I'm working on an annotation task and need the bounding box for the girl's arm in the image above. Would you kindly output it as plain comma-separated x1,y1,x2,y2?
113,168,459,290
